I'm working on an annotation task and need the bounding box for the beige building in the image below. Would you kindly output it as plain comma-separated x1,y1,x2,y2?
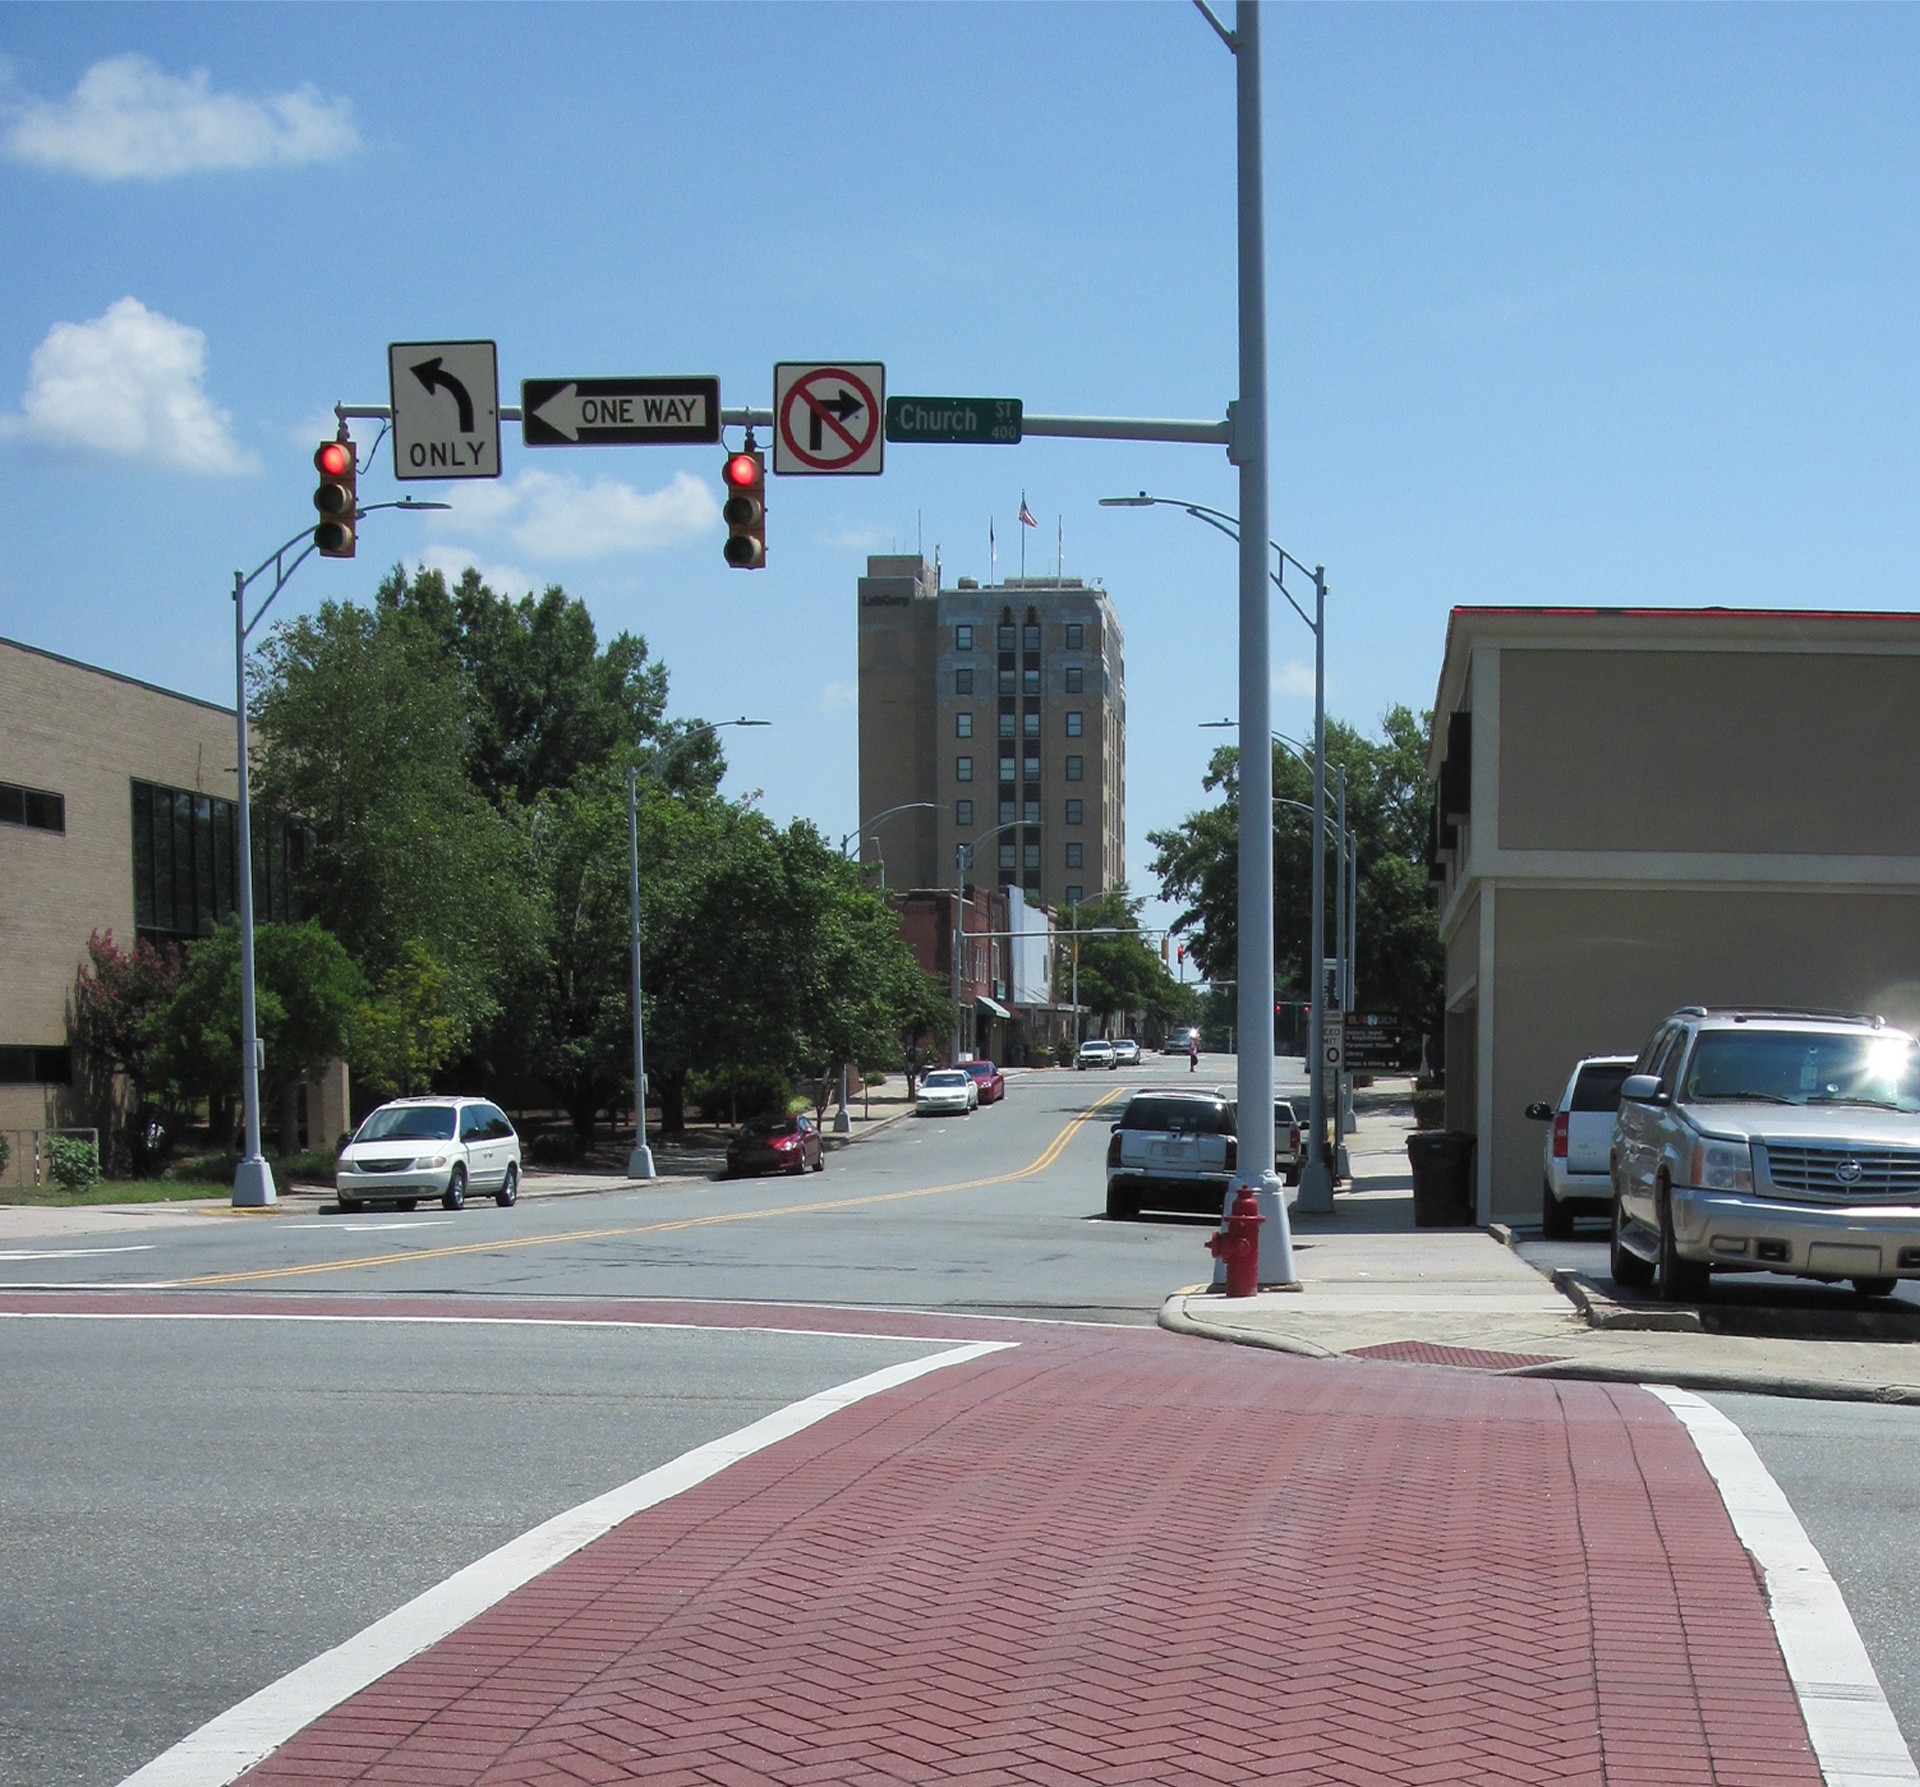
856,557,1126,912
1430,606,1920,1223
0,637,323,1164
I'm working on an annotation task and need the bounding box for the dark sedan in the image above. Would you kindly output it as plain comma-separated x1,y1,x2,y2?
961,1060,1005,1105
724,1114,825,1178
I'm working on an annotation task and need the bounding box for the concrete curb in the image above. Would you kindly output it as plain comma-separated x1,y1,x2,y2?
1156,1294,1338,1360
1553,1269,1703,1332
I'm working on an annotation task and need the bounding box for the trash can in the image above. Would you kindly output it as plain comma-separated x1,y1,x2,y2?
1405,1130,1476,1227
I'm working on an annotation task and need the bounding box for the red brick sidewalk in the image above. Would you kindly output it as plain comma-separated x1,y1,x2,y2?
179,1303,1823,1787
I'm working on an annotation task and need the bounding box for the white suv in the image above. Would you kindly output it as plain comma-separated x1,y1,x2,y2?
336,1098,522,1212
1526,1055,1637,1238
1611,1007,1920,1301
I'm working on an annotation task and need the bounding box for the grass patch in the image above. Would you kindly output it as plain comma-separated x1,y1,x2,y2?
2,1149,338,1206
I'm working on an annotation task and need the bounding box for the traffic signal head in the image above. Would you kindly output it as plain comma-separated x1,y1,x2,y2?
722,449,765,569
313,438,357,558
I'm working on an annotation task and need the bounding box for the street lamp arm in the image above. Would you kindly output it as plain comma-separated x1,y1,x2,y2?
1101,491,1321,636
1192,0,1237,52
842,800,942,856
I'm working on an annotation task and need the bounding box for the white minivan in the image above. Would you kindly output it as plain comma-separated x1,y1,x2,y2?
336,1098,522,1212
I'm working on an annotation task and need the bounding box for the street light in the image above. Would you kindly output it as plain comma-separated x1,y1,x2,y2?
625,716,769,1179
839,801,944,889
228,494,447,1207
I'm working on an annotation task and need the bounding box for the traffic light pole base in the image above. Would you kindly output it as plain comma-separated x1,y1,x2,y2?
1296,1157,1335,1216
1208,1174,1298,1289
627,1144,656,1180
231,1157,277,1208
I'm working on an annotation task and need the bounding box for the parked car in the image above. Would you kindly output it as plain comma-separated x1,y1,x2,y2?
1610,1006,1920,1302
725,1113,825,1178
1113,1038,1142,1066
1105,1089,1304,1219
1076,1038,1117,1071
916,1068,979,1115
1274,1098,1304,1186
336,1097,521,1212
1525,1055,1638,1238
960,1059,1005,1104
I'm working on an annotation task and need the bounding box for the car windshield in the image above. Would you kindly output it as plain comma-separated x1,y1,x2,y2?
1121,1097,1233,1135
1571,1063,1635,1112
1681,1030,1920,1110
963,1062,995,1077
1082,1041,1110,1051
356,1105,457,1142
925,1071,968,1088
741,1117,799,1137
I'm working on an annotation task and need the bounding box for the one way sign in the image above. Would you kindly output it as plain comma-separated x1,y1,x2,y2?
521,377,721,447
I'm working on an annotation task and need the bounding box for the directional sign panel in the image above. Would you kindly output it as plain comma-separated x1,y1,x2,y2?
389,340,500,480
521,377,720,447
774,362,884,475
886,396,1022,445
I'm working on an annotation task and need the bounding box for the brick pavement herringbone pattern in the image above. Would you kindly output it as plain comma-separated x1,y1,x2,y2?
237,1319,1821,1787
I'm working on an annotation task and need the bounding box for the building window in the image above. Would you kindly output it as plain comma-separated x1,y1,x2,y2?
0,1044,72,1086
1064,665,1084,694
1065,711,1084,737
998,670,1015,696
999,843,1016,871
1022,624,1041,652
998,759,1016,784
955,667,974,695
1066,799,1084,825
1065,756,1084,782
1023,711,1040,738
955,625,973,651
999,798,1015,825
1065,884,1084,908
956,799,974,828
0,781,66,834
998,711,1015,738
956,756,973,782
1022,798,1039,824
131,778,302,949
1066,623,1084,649
955,712,973,738
1021,669,1040,696
1022,754,1040,780
997,624,1016,650
1023,842,1040,870
1066,842,1084,869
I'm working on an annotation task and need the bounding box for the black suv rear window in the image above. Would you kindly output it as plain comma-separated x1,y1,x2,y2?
1570,1064,1633,1112
1121,1097,1233,1135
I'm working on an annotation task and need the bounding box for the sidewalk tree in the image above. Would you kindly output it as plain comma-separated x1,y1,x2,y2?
353,940,468,1099
1062,890,1176,1031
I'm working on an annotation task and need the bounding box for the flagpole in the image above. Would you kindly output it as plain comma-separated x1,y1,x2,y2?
990,518,996,588
1019,490,1027,582
1057,515,1063,580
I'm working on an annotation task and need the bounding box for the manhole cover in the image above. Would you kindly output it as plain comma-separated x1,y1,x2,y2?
1347,1341,1566,1372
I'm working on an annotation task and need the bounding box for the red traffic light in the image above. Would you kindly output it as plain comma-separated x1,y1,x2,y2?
316,441,352,477
724,452,758,487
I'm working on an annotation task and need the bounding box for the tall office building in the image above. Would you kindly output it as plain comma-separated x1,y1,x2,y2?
856,556,1126,911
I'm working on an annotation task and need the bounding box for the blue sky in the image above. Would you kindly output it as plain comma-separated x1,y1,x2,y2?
5,3,1920,941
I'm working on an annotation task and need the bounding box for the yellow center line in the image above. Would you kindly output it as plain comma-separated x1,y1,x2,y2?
178,1086,1128,1288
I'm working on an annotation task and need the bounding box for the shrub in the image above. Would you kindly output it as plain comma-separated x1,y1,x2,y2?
0,1132,10,1179
1052,1037,1075,1067
49,1136,101,1190
689,1065,793,1125
527,1129,584,1166
1411,1089,1447,1131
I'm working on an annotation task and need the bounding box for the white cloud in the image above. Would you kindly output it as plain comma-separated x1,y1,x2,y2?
412,546,538,598
826,524,894,551
438,468,718,560
3,296,255,473
1272,661,1316,699
4,54,357,179
818,680,858,715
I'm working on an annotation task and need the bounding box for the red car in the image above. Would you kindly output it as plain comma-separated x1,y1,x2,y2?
725,1114,825,1177
961,1060,1005,1105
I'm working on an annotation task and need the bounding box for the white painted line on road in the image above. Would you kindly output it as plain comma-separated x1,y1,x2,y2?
0,1279,181,1290
1650,1385,1919,1787
0,1244,156,1260
283,1220,454,1232
114,1336,1015,1787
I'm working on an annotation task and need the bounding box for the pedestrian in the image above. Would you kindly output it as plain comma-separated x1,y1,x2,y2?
1188,1035,1199,1073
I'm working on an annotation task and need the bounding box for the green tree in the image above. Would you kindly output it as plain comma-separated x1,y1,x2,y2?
1060,889,1185,1031
353,940,468,1099
71,930,188,1114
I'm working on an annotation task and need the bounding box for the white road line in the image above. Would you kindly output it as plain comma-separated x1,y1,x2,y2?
284,1220,453,1232
1650,1385,1919,1787
0,1245,156,1261
115,1336,1014,1787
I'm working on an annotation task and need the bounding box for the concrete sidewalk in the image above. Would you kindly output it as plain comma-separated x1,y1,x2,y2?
1163,1096,1920,1403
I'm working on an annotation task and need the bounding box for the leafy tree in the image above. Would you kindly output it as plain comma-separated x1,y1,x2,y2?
72,930,187,1111
354,940,468,1099
1059,889,1185,1032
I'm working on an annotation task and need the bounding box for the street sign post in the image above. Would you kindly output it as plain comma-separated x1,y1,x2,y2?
885,396,1022,445
521,377,720,447
1323,1016,1345,1076
773,363,884,475
389,341,500,480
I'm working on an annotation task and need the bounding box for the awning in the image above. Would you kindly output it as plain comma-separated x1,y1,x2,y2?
975,994,1012,1020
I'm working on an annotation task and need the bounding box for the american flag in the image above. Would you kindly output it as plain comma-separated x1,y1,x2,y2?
1018,497,1037,528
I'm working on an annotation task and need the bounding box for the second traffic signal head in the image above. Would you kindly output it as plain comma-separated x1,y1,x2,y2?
313,438,357,557
722,449,765,569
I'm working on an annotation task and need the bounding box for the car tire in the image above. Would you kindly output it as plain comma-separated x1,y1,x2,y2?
787,1152,806,1176
1610,1190,1655,1291
1283,1163,1301,1187
442,1167,466,1212
496,1164,518,1208
1656,1183,1709,1302
1106,1181,1137,1222
1541,1177,1574,1240
811,1152,825,1173
1852,1276,1897,1299
337,1195,362,1213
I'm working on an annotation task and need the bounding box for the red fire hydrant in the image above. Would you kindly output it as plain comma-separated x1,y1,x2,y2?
1206,1188,1265,1298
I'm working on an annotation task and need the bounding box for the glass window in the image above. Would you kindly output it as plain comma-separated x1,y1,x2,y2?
1066,799,1084,825
1571,1064,1635,1112
1023,843,1040,870
1021,669,1040,696
1064,665,1084,694
0,783,64,832
357,1104,458,1142
998,712,1015,738
998,759,1016,783
955,625,973,651
1680,1030,1920,1109
1022,754,1040,780
956,756,973,782
1022,798,1039,824
1066,756,1084,782
956,799,974,827
1065,711,1084,737
1065,624,1084,649
997,625,1015,650
955,668,973,695
1022,624,1041,651
999,843,1016,870
1066,842,1084,868
460,1106,489,1141
998,799,1015,825
1023,712,1040,738
998,671,1015,696
956,712,973,738
1065,884,1084,907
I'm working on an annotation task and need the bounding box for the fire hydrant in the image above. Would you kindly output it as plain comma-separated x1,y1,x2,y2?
1206,1188,1265,1298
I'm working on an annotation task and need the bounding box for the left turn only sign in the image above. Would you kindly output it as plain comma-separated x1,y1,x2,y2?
389,340,500,480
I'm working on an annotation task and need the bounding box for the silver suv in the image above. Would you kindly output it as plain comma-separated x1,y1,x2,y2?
1610,1007,1920,1301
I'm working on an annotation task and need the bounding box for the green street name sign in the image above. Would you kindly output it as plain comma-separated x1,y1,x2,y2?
885,396,1022,444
